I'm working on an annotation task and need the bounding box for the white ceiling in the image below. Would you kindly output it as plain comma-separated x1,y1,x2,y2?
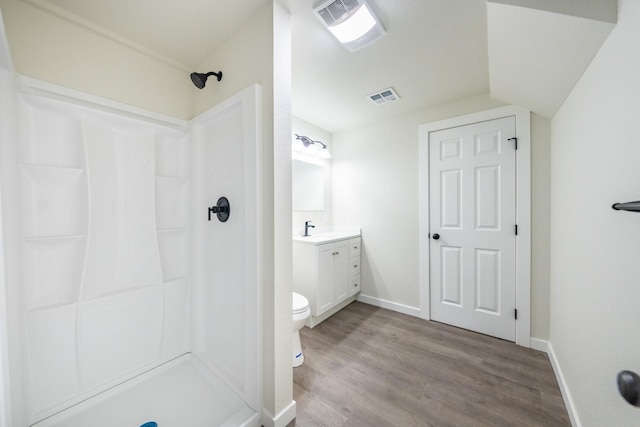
289,0,490,132
16,0,616,132
487,1,615,118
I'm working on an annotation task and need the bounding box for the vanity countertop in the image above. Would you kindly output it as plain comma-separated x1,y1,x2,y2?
292,227,361,246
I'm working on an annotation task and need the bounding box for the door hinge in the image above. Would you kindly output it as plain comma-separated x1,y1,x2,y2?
515,309,518,320
515,224,518,236
508,137,518,150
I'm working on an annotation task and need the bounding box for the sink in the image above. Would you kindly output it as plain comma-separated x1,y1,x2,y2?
310,231,343,237
293,228,360,245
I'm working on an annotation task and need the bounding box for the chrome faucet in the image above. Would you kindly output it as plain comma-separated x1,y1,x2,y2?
303,221,315,237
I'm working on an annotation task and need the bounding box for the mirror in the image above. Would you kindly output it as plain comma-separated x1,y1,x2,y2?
293,160,324,211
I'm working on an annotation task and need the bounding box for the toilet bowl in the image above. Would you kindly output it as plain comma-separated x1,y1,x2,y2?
292,292,311,367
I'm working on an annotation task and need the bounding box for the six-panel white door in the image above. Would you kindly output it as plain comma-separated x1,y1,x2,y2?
429,116,517,341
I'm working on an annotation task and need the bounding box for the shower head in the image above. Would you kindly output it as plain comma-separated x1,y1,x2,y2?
190,71,223,89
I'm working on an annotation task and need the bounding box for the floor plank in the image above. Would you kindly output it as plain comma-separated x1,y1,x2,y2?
288,302,570,427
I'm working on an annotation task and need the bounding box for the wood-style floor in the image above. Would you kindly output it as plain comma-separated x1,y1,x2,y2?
288,301,570,427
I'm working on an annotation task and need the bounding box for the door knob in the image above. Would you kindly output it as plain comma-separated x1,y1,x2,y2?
432,233,440,240
618,370,640,407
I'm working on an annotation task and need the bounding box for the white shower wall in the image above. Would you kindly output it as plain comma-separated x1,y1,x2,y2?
0,80,262,426
15,92,191,424
190,85,262,412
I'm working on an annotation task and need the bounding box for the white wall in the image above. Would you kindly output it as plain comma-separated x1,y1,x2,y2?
332,94,504,309
531,114,551,340
193,2,293,423
333,94,552,340
271,2,294,422
0,11,13,425
549,0,640,424
192,4,273,118
292,116,332,230
0,0,192,119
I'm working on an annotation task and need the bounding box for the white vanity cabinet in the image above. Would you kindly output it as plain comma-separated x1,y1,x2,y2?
316,240,349,313
348,237,361,296
293,231,361,327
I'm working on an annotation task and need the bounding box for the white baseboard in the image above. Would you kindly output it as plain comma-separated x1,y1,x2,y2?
546,342,581,427
530,337,549,352
262,400,296,427
525,339,580,426
357,294,421,318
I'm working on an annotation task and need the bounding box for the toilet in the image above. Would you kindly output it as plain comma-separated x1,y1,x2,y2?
292,292,311,367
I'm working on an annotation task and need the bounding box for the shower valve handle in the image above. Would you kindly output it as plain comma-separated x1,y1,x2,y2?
208,197,230,222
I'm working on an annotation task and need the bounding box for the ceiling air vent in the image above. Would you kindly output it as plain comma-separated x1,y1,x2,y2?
313,0,385,51
367,87,400,105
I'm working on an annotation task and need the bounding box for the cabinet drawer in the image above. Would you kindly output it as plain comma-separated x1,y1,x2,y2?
349,274,361,296
349,256,360,277
349,238,361,257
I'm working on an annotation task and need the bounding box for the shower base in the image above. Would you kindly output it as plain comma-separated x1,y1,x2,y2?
32,354,260,427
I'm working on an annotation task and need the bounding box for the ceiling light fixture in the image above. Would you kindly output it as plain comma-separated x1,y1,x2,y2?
314,0,385,51
328,3,376,43
294,134,332,159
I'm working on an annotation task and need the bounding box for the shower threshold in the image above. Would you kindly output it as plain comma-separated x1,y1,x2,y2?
31,354,260,427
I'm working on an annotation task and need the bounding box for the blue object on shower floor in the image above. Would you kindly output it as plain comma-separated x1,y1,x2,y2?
140,422,157,427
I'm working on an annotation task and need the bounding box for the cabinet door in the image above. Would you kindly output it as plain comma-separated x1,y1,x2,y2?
333,240,350,304
316,243,334,315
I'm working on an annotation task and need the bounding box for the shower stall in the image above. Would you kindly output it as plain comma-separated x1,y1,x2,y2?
0,27,263,427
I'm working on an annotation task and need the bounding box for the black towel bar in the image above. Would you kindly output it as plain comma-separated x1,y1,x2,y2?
612,201,640,212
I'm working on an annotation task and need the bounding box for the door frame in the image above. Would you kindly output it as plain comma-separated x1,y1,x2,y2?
418,106,531,347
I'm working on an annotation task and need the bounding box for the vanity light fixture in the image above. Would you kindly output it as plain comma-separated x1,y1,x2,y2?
294,134,332,159
314,0,385,51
